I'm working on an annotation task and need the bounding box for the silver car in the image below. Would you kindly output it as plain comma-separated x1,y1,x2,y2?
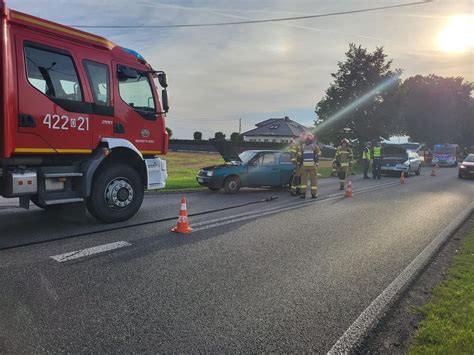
381,146,422,177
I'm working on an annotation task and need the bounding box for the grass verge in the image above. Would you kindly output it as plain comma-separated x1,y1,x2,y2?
408,228,474,354
163,152,223,191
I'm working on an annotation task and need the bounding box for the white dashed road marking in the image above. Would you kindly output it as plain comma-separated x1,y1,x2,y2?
50,241,131,262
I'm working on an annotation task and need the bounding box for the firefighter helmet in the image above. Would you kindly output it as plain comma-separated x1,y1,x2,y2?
341,138,350,145
305,133,314,143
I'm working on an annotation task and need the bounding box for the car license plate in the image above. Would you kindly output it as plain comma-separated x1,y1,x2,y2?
198,178,204,183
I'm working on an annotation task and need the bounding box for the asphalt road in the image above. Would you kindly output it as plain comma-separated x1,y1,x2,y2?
0,169,473,352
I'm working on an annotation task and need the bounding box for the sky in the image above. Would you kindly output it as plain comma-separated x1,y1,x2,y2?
9,0,474,139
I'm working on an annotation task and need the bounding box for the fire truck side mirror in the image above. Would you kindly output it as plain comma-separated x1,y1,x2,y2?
162,89,169,113
158,73,168,88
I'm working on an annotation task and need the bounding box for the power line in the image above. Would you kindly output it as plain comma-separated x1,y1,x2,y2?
70,1,432,29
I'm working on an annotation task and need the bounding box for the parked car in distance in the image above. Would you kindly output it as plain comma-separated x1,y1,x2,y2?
197,147,294,193
381,145,422,177
458,154,474,179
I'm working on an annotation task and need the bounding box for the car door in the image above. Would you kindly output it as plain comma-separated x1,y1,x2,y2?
409,152,419,172
16,35,93,153
247,152,280,186
278,152,294,185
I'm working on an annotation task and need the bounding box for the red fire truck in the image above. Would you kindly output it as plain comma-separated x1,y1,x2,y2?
0,1,169,222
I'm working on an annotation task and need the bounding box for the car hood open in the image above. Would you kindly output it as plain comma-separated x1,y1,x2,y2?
211,139,242,163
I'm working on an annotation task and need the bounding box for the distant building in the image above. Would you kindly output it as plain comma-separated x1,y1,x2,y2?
242,116,310,143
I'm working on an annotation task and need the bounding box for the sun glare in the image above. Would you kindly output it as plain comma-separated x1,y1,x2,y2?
437,16,474,53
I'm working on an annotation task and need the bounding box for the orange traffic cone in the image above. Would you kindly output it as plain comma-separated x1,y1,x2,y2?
345,179,353,197
172,196,193,233
400,171,405,184
431,165,436,176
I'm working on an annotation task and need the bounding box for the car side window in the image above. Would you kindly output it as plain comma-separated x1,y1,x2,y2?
24,44,83,102
252,154,264,166
279,153,292,164
83,60,110,106
262,153,277,166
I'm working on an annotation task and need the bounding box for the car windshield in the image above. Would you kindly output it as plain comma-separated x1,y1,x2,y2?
239,151,256,163
465,155,474,162
434,147,455,154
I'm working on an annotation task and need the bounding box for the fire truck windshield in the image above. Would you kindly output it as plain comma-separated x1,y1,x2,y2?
118,73,156,112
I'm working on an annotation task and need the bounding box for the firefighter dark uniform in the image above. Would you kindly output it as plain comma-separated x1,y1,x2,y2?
289,142,302,196
334,139,353,190
298,135,320,199
372,145,382,179
363,142,372,179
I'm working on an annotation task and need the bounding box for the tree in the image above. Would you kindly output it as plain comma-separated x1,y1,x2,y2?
193,131,203,141
315,44,401,146
166,127,173,139
399,75,473,147
214,131,226,140
230,132,243,142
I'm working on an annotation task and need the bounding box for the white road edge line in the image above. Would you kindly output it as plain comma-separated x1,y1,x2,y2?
327,201,474,354
50,241,132,262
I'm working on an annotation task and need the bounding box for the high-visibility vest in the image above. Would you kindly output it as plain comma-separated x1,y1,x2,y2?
301,143,320,167
373,146,381,158
363,147,372,160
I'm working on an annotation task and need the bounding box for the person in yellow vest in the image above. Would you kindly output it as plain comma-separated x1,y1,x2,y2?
372,143,383,179
334,138,353,190
298,133,321,199
289,139,302,196
363,141,373,179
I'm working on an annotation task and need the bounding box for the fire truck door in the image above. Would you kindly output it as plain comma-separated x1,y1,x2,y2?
16,35,92,153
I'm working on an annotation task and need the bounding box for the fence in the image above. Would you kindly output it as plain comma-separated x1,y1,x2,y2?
169,139,336,158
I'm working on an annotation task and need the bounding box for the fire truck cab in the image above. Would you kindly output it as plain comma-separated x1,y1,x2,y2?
0,2,169,222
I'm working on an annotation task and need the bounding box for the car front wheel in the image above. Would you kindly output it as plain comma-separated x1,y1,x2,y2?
224,176,241,194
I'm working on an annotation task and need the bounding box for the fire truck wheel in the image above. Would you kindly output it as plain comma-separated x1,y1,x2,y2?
87,164,144,223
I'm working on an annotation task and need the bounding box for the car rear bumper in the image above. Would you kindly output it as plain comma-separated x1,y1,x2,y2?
196,176,224,189
381,165,409,173
432,160,457,166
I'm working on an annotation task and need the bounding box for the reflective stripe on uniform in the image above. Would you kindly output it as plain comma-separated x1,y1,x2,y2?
341,163,349,167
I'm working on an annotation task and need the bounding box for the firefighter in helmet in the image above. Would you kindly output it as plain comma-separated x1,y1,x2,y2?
289,138,303,196
334,138,353,190
298,133,321,199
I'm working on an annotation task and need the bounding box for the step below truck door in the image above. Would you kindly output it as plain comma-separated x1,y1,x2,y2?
14,32,93,154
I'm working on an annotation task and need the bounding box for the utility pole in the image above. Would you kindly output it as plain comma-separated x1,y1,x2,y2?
239,118,242,134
